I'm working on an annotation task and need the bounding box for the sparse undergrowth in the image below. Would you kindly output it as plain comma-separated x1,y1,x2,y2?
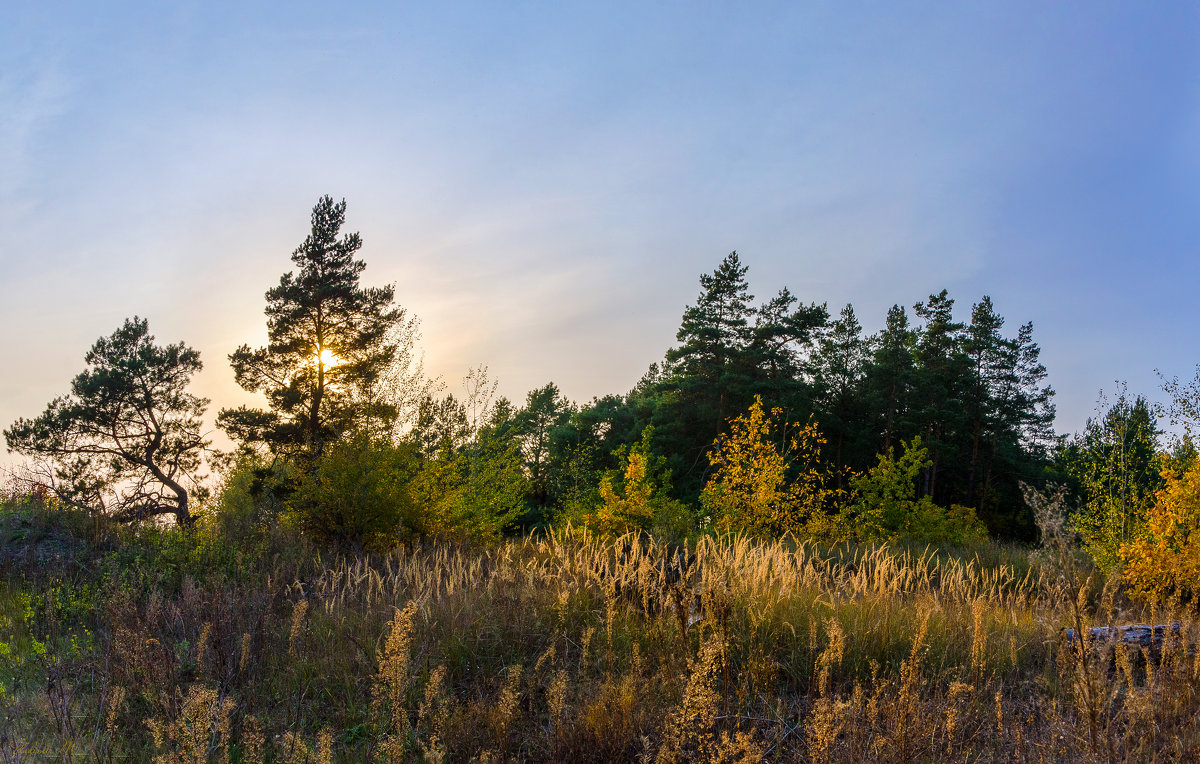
2,496,1199,762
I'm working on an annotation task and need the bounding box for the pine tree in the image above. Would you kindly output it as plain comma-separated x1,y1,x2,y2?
5,317,208,525
655,253,828,493
1009,321,1056,449
812,304,869,484
963,296,1006,507
218,196,404,459
865,304,917,453
666,251,756,425
976,319,1055,535
750,287,828,388
911,290,968,502
512,382,575,524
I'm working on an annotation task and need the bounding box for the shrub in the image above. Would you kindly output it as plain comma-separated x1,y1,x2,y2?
580,427,692,541
843,438,988,544
701,396,840,538
1122,461,1200,602
1066,393,1162,573
288,436,422,549
409,432,525,543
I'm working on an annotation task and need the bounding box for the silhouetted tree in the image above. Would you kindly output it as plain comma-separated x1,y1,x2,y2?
5,317,208,525
513,383,575,519
219,196,405,459
812,304,869,484
911,290,969,501
666,251,757,426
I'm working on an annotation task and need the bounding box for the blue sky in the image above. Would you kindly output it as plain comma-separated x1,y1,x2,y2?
3,2,1199,459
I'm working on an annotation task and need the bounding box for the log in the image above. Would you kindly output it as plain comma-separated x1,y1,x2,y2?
1062,622,1184,653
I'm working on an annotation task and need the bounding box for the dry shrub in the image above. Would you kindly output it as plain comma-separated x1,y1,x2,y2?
145,683,234,764
417,664,451,761
374,600,419,758
240,714,265,764
655,636,725,763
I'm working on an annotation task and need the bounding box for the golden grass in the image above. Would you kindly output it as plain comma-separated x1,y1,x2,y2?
4,520,1200,761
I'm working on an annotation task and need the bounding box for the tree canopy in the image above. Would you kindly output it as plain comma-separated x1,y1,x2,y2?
4,317,208,525
218,195,406,459
4,210,1068,546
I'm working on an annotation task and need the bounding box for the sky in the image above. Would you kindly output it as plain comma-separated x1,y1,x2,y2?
3,2,1200,462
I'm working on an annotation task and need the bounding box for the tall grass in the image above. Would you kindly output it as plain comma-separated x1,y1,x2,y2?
2,498,1199,761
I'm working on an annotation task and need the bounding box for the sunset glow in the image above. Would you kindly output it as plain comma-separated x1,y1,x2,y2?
2,3,1198,458
5,6,1200,757
316,348,340,369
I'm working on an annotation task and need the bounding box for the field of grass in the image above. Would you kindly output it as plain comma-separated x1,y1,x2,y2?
1,496,1198,762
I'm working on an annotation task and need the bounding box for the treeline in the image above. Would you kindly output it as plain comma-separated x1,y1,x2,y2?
6,196,1058,546
526,253,1057,539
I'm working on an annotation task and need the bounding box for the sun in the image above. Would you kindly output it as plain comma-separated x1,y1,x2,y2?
316,348,341,368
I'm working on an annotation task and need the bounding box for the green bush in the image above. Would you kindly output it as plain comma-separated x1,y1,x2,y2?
409,434,525,543
288,436,423,549
843,438,988,545
566,426,693,543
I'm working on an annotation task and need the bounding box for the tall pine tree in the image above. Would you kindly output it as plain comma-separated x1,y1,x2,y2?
665,251,756,426
911,290,969,503
812,304,869,483
866,304,917,454
219,196,404,459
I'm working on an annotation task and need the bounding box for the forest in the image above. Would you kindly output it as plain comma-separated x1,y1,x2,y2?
4,196,1200,761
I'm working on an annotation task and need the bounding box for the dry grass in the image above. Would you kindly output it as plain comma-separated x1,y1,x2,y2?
3,505,1200,762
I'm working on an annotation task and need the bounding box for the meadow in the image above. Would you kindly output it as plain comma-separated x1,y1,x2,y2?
2,488,1197,763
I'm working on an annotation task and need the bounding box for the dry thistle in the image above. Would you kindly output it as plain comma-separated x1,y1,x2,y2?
146,683,234,764
579,625,596,675
944,680,971,754
605,578,618,671
711,730,765,764
491,664,524,751
533,643,557,678
316,728,333,764
277,730,314,764
418,664,450,762
547,668,571,735
816,617,845,697
554,587,570,631
807,618,847,761
655,636,723,764
104,684,126,738
969,598,987,677
994,690,1003,735
195,622,212,675
806,694,841,762
239,632,252,674
894,607,932,760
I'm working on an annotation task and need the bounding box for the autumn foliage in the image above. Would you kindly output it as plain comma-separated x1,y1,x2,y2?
584,427,690,538
701,396,843,538
1121,460,1200,601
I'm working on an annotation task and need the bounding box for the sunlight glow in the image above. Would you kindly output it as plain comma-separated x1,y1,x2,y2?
316,348,341,368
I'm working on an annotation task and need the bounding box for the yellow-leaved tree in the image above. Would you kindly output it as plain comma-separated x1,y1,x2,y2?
701,396,842,538
584,427,691,540
1121,459,1200,602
